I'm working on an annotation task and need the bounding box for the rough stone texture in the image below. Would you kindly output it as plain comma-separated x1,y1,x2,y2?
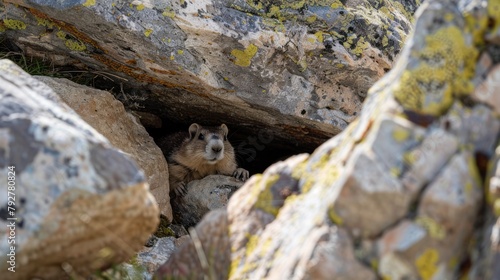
34,76,173,221
0,59,159,279
156,0,500,279
155,209,232,279
134,237,178,279
0,0,416,150
171,175,244,229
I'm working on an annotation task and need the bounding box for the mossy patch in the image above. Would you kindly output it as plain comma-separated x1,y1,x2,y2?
153,214,174,237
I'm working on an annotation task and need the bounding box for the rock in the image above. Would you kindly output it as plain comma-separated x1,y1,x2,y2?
137,237,177,278
0,0,416,150
0,59,159,279
171,175,244,229
155,209,232,279
155,0,500,279
34,76,173,221
377,151,483,279
473,64,500,115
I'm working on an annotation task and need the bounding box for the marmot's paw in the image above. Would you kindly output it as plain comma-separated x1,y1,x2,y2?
233,168,249,181
174,182,188,197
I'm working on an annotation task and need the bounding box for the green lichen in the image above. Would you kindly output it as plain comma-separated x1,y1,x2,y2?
393,26,478,116
3,19,26,30
231,44,258,67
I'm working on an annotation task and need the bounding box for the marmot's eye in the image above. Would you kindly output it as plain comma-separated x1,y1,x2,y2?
198,134,205,140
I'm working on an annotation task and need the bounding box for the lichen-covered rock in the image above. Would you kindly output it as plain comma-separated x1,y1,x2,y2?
171,175,244,229
155,0,500,279
0,0,416,150
34,76,173,221
0,60,159,279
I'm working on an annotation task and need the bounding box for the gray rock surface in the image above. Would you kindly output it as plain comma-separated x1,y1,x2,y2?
0,0,416,150
171,174,244,228
0,59,159,279
35,76,173,221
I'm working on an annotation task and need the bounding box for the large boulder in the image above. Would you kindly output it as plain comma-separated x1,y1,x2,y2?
0,0,417,150
155,0,500,279
0,60,159,279
35,76,173,221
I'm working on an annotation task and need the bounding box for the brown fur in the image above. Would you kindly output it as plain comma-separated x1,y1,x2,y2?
159,123,247,196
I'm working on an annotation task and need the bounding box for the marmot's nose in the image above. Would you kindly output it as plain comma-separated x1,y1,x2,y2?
212,146,222,153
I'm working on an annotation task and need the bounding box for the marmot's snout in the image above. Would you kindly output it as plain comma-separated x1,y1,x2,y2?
206,137,225,163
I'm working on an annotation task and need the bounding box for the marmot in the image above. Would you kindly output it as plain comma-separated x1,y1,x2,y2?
160,123,249,196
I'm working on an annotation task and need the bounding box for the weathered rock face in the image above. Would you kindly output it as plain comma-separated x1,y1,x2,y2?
155,0,500,279
0,60,159,279
34,76,173,221
171,175,244,228
0,0,416,150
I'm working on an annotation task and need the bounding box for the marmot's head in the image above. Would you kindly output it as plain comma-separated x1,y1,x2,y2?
187,123,233,164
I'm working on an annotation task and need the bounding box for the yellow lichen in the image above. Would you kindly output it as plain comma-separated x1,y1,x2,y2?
488,0,500,36
468,155,482,187
65,39,87,51
136,4,145,11
393,26,478,116
3,19,26,30
415,216,445,240
162,8,176,18
252,174,280,216
36,17,54,28
144,29,153,37
494,199,500,217
328,205,343,225
83,0,96,7
352,36,369,56
177,49,184,55
231,44,258,67
306,15,317,23
392,127,410,142
390,167,401,177
330,0,344,9
56,30,66,40
415,248,439,280
314,31,324,43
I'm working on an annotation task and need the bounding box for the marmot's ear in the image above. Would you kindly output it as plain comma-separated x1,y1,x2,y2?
189,123,200,139
220,124,228,137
